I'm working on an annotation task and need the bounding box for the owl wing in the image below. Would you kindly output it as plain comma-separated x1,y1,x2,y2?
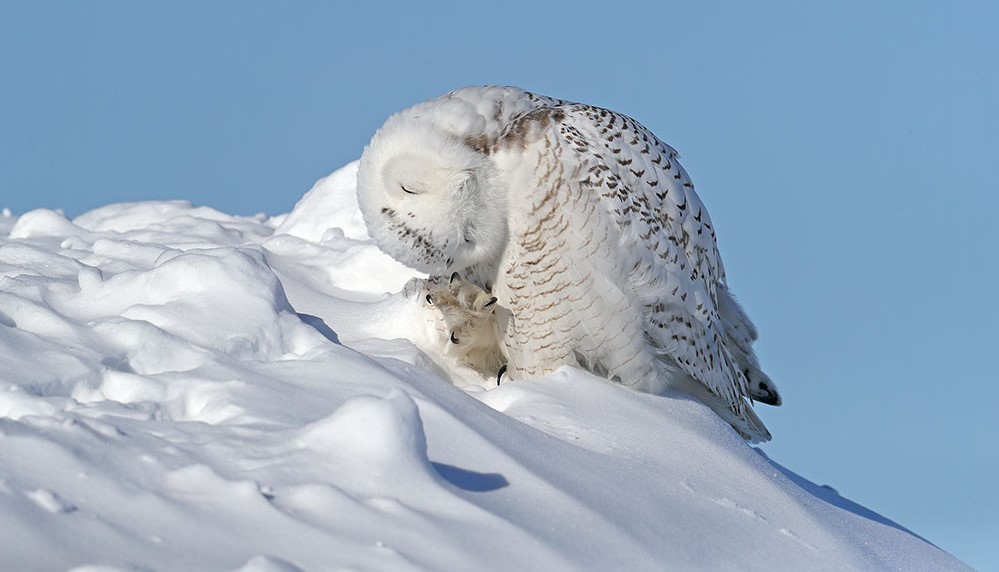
497,102,760,434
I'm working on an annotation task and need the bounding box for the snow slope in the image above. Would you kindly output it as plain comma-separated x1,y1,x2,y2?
0,164,969,571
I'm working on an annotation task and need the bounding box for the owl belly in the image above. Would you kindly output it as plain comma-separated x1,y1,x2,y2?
491,256,661,391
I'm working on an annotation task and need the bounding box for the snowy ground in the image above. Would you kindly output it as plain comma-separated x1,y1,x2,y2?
0,163,970,571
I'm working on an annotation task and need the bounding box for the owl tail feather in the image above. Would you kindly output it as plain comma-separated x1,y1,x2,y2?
716,286,782,407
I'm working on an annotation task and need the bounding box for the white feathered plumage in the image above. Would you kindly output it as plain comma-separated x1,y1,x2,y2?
356,86,781,442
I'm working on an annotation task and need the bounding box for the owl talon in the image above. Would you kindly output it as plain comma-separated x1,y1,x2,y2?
496,364,507,386
421,275,503,378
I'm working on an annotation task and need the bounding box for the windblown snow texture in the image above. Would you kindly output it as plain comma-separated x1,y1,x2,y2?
0,164,969,571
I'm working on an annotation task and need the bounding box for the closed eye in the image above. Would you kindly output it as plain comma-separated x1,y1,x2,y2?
401,185,417,195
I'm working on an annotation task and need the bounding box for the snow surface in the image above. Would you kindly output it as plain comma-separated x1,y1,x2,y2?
0,164,970,572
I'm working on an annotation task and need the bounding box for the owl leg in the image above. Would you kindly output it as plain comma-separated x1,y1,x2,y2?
424,273,505,377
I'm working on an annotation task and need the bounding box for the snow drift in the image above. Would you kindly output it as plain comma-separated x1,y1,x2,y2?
0,163,969,571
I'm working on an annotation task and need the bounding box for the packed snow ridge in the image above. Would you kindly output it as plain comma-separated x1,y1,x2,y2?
0,163,969,571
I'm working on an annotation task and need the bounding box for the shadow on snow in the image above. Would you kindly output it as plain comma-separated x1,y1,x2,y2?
432,462,509,492
755,449,934,547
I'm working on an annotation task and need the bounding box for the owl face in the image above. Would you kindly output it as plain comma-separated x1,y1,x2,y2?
357,121,507,275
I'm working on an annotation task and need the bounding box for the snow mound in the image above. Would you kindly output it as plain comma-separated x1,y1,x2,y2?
0,163,970,571
295,390,442,497
274,161,370,243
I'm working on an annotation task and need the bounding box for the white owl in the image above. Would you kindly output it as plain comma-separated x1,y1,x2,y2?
356,86,781,442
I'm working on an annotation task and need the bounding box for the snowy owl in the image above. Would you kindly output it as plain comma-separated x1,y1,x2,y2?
356,86,781,442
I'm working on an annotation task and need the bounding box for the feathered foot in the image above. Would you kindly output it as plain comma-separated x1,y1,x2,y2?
424,272,505,376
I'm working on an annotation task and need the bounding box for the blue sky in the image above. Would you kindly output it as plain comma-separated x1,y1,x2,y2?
2,1,996,568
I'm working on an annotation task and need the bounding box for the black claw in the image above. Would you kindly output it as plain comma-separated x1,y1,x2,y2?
496,364,507,386
425,294,433,304
450,331,459,344
449,271,460,284
483,296,497,308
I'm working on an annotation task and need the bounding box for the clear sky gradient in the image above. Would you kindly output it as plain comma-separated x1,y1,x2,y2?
2,2,996,569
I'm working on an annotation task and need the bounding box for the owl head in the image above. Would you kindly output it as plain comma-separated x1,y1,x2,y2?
356,113,507,276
